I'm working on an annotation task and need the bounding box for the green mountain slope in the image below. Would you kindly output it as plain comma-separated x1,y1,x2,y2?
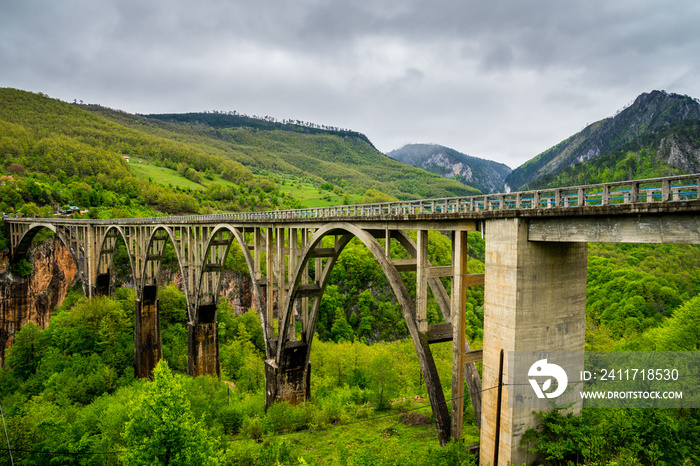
386,143,511,193
0,88,476,221
139,112,479,200
0,88,291,216
506,90,700,190
530,119,700,188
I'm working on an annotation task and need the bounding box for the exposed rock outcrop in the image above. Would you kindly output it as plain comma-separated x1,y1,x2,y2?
162,269,254,314
387,143,512,194
506,90,700,190
0,237,78,364
658,134,700,173
219,270,254,314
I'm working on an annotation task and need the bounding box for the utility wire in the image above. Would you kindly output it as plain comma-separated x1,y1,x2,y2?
0,402,14,466
2,373,696,457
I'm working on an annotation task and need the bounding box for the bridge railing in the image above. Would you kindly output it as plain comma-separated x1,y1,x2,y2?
201,174,700,220
6,174,700,225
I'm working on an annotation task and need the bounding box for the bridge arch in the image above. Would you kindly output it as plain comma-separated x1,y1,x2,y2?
12,223,87,293
196,224,268,354
273,222,451,443
139,225,189,307
94,225,135,296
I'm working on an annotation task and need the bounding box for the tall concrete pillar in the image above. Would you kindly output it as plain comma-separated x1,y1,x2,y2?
134,285,162,378
187,304,220,377
480,218,587,466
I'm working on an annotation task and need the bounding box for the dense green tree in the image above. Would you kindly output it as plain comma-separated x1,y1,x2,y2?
122,360,221,465
368,349,401,410
3,322,46,380
330,308,354,343
646,295,700,350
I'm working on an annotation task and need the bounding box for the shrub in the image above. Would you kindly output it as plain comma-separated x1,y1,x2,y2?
425,440,478,466
218,405,243,434
241,415,263,440
11,257,33,277
264,401,311,433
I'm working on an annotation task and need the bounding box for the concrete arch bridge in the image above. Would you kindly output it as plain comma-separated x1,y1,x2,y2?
7,173,700,465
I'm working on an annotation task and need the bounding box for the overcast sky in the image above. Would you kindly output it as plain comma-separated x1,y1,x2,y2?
2,0,700,169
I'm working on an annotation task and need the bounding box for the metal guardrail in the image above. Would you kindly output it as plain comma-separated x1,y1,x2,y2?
5,174,700,225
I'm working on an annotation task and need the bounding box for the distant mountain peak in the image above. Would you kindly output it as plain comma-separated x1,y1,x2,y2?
505,90,700,190
387,143,511,194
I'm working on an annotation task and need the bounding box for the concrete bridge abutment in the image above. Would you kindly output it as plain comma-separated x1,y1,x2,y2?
480,218,587,465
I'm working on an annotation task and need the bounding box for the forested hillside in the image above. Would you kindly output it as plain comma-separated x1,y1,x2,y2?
0,88,475,221
135,111,478,200
0,89,282,216
530,119,700,189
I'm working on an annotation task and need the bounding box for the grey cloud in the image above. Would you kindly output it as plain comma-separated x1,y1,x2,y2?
480,44,514,73
2,0,700,168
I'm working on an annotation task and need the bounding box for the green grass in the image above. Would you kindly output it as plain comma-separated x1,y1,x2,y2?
127,158,239,191
295,416,479,464
128,159,358,209
228,402,480,464
280,180,350,208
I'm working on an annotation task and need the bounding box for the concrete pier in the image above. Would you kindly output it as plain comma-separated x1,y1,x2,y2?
187,304,220,377
265,341,311,408
134,285,162,378
480,218,587,465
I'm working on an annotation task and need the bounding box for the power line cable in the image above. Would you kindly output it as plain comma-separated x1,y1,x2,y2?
2,371,695,457
0,402,14,466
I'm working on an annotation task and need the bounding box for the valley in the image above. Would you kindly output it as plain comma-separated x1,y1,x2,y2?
1,88,700,465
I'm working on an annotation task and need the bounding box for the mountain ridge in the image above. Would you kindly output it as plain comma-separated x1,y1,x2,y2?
139,110,478,200
506,90,700,190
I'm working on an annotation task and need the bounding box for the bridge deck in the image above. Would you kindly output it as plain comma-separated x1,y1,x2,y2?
5,173,700,227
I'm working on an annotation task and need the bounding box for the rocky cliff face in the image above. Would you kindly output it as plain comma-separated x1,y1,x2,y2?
0,237,78,364
220,270,254,314
658,134,700,173
166,268,254,314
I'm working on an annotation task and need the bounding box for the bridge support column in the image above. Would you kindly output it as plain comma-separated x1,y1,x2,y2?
188,304,220,377
480,218,587,466
134,285,162,378
265,341,311,409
